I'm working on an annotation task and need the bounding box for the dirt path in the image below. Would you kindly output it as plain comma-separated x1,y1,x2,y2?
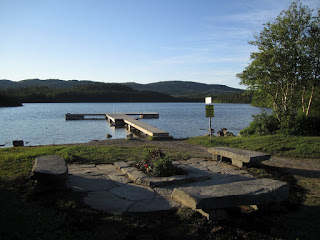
263,156,320,179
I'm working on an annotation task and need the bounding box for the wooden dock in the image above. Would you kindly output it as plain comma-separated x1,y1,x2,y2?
106,113,169,138
65,113,106,120
65,113,159,120
65,112,169,139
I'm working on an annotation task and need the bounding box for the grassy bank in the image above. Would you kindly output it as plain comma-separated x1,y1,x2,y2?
186,134,320,158
1,136,320,239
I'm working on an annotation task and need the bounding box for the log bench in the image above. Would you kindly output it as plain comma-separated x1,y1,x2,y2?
208,147,271,167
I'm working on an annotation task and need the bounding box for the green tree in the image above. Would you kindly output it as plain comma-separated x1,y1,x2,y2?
237,1,320,121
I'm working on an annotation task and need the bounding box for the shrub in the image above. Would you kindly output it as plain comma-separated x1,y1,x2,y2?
240,111,320,136
279,115,320,136
136,148,177,177
240,111,279,136
152,156,176,177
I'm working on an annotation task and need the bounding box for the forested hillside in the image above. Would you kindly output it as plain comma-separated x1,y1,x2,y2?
0,79,250,104
124,81,243,96
0,79,95,89
0,93,22,107
0,83,178,103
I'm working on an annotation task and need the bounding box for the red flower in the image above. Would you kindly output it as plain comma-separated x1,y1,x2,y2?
145,164,148,168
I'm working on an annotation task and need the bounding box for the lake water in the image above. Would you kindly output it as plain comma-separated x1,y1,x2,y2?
0,103,270,147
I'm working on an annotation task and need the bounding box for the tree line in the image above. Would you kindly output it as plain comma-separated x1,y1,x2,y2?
0,82,252,104
0,83,178,103
179,92,252,103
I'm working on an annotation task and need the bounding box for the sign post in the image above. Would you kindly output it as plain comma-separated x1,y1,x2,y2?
205,97,214,140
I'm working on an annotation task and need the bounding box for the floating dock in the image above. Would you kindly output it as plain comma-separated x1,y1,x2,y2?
106,113,169,139
65,113,106,120
65,113,159,120
65,112,169,139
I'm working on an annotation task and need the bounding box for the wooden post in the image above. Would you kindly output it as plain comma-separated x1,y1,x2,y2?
209,117,212,140
205,98,214,140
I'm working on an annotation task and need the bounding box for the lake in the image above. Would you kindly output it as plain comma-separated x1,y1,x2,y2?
0,102,270,147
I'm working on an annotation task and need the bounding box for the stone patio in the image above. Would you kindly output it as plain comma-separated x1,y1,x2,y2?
66,158,290,218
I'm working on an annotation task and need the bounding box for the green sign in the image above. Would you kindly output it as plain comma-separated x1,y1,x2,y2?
206,105,214,117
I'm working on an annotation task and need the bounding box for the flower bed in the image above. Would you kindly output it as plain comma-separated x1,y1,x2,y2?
135,149,185,177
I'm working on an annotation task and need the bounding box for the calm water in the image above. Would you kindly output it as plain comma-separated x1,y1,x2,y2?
0,103,270,147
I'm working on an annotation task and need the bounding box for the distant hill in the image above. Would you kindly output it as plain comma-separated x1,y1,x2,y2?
0,79,95,89
123,81,243,96
0,81,178,103
0,79,249,103
0,79,243,96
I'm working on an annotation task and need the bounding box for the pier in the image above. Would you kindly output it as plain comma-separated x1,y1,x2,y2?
65,112,169,139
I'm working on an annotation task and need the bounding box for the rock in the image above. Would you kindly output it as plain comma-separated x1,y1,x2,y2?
216,128,234,137
13,140,24,147
106,134,112,138
31,155,68,191
171,178,290,210
126,133,134,140
223,129,229,136
114,161,130,169
217,131,224,137
226,132,235,137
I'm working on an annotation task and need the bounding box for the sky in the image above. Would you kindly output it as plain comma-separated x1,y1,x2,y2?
0,0,319,89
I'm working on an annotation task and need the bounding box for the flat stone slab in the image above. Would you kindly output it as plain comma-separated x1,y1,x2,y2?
171,178,290,210
67,175,119,192
84,191,133,215
107,172,132,185
109,184,155,201
31,155,68,189
208,147,271,167
114,161,130,169
136,175,210,187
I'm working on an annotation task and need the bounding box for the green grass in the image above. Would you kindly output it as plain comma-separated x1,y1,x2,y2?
0,144,189,183
0,145,135,182
186,134,320,158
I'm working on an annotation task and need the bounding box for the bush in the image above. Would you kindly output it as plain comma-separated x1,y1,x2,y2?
136,148,177,177
152,156,176,177
240,111,320,136
279,115,320,136
240,111,279,136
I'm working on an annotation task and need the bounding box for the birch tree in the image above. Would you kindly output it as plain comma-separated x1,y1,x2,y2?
237,1,320,121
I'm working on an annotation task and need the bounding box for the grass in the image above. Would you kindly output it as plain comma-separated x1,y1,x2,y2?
186,134,320,158
1,136,320,239
0,144,189,182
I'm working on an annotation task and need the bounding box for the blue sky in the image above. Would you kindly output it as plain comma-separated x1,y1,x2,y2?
0,0,319,89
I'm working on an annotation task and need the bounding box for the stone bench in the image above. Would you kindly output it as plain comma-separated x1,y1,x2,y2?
31,155,69,191
208,147,271,167
171,178,290,220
